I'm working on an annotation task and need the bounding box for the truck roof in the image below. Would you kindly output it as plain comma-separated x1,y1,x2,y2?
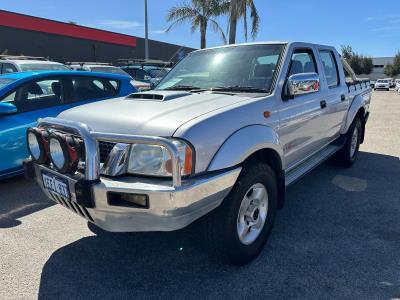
193,41,337,52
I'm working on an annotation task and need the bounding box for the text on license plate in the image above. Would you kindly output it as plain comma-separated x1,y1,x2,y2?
42,172,70,199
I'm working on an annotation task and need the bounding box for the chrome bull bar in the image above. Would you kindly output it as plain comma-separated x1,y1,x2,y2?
37,117,182,187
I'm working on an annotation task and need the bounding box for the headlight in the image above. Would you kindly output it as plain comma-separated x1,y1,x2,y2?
26,128,48,164
127,140,193,177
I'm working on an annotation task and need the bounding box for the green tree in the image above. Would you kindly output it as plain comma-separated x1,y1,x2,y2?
228,0,260,44
341,45,353,60
166,0,227,49
341,45,373,75
384,52,400,77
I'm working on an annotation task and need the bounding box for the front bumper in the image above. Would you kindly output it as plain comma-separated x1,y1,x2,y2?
27,161,241,232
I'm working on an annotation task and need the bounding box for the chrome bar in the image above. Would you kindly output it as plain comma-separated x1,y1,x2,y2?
37,117,182,187
38,117,100,180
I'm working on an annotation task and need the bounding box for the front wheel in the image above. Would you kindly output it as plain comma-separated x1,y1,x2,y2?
205,162,278,265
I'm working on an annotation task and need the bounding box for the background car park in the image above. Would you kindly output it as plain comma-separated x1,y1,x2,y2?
68,62,151,91
119,59,173,89
0,70,136,179
0,55,69,73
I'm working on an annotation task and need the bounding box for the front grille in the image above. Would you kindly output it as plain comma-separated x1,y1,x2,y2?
48,191,93,222
99,141,116,163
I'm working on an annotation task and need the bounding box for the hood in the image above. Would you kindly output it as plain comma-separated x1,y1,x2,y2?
58,91,254,136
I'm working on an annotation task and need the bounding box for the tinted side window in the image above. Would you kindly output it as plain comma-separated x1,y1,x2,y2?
2,63,17,74
69,77,120,102
319,50,339,87
288,49,317,76
13,79,63,112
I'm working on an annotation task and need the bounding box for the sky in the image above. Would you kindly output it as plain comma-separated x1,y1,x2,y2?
1,0,399,57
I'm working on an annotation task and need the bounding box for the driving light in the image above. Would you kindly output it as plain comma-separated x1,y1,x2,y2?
127,140,193,177
26,128,49,164
49,135,66,171
48,132,81,174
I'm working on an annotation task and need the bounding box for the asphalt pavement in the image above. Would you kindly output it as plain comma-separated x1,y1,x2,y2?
0,90,399,299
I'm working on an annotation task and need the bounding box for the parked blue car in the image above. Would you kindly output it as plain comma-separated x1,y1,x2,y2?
0,70,136,179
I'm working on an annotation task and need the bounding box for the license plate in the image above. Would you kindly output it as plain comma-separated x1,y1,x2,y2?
41,171,71,200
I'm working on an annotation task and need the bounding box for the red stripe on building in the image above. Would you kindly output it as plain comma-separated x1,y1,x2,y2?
0,10,136,47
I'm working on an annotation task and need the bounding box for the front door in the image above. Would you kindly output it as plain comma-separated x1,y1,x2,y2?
0,78,68,177
278,47,326,170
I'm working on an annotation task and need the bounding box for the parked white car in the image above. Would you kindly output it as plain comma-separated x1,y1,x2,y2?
394,79,400,91
374,79,390,91
385,78,394,88
0,55,69,74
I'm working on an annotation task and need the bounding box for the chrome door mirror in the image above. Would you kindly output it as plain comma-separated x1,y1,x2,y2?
287,72,320,98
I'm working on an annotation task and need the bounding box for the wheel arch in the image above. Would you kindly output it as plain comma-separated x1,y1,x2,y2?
207,125,286,209
341,94,368,142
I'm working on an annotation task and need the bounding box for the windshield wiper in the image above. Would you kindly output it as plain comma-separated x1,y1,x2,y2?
211,86,268,93
163,85,202,91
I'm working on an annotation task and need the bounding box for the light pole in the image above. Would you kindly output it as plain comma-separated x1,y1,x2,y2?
144,0,149,60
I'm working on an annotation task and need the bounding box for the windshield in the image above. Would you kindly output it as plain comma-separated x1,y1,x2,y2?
377,80,388,83
20,63,69,71
0,78,16,89
156,44,283,92
90,66,129,76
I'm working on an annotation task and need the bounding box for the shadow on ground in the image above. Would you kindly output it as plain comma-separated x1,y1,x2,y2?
0,175,53,228
38,151,400,299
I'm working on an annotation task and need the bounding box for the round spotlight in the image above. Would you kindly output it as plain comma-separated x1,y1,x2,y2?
48,132,80,174
26,128,48,164
49,135,67,172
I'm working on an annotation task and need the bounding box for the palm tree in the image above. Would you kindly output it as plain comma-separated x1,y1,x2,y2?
166,0,228,49
228,0,260,44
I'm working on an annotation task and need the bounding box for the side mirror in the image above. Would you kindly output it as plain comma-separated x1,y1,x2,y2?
0,102,17,116
287,72,320,98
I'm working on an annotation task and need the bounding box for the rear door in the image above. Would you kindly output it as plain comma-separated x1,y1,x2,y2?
317,48,348,142
278,47,327,169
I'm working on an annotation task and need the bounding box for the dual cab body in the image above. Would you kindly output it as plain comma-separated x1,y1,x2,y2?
25,42,371,264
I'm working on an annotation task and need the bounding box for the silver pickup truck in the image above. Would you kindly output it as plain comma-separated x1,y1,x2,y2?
24,42,371,265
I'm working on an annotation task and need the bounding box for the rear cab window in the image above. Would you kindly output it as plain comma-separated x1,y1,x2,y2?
319,50,340,88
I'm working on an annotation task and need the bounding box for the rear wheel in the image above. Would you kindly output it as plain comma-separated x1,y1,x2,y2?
334,117,362,167
205,162,278,265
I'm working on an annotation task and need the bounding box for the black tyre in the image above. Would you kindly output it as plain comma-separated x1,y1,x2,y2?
387,88,390,91
205,162,278,265
334,118,362,167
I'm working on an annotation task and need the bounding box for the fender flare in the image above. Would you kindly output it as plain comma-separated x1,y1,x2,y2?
207,125,284,172
341,94,367,134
